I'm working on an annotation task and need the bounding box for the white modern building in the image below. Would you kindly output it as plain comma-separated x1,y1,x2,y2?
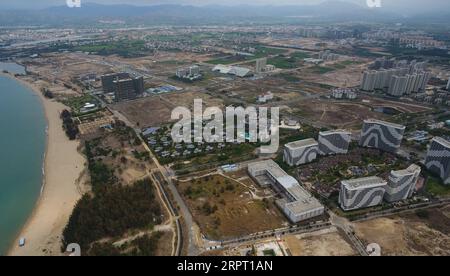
425,137,450,185
359,119,406,153
284,139,320,166
248,160,324,223
385,164,421,202
318,130,352,155
339,176,387,211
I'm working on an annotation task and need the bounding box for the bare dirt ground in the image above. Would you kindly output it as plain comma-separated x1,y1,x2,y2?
154,231,174,256
177,174,286,240
111,91,224,127
300,60,369,87
284,227,357,256
288,99,390,129
353,206,450,256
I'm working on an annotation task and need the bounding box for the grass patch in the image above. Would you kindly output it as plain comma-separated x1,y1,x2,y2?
426,176,450,196
73,40,149,58
268,56,298,69
277,73,301,82
308,66,336,74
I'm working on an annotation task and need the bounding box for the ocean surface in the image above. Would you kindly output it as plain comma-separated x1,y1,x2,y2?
0,65,46,255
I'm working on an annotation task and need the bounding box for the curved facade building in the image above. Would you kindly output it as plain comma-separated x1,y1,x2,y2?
318,130,352,155
339,176,387,211
284,139,320,166
359,119,406,153
425,137,450,185
385,164,421,202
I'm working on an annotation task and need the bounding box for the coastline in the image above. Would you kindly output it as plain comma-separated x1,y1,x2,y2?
1,72,86,256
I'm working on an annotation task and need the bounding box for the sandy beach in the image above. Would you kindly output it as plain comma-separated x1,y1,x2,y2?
3,73,86,256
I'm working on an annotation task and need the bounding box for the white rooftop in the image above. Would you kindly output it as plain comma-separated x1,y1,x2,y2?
432,137,450,148
248,159,287,179
342,176,387,190
285,138,318,150
364,119,406,130
319,129,352,136
248,159,323,214
212,64,252,77
391,164,421,177
284,197,324,214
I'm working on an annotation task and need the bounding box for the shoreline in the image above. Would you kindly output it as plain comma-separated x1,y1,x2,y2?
1,72,86,256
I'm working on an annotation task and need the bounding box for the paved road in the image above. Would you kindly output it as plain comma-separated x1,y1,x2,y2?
208,221,333,251
328,211,368,256
351,198,450,223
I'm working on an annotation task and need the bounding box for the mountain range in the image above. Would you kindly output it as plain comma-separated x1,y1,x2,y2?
0,1,449,27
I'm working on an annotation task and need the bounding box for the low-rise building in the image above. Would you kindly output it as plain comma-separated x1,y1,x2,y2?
248,160,324,223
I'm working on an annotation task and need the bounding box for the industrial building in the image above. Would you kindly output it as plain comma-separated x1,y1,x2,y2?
384,164,421,202
318,130,352,155
359,119,406,153
248,160,324,223
212,64,253,78
339,176,387,211
425,137,450,185
284,139,320,166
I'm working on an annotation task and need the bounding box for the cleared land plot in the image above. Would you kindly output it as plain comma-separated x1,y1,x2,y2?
284,228,356,256
353,206,450,256
289,100,391,129
112,91,224,127
177,174,287,240
299,59,370,87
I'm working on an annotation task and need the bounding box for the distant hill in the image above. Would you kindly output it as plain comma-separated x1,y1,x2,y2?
0,1,446,27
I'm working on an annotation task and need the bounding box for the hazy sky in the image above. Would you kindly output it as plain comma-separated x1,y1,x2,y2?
1,0,450,14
